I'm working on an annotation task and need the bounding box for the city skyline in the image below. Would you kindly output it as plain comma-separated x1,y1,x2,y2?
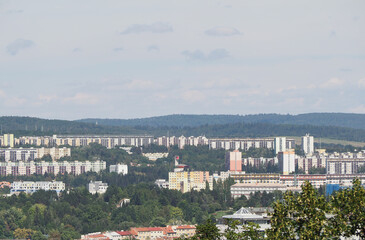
1,0,364,120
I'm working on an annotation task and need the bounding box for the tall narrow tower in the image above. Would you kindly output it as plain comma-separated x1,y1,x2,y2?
225,150,242,172
302,134,314,155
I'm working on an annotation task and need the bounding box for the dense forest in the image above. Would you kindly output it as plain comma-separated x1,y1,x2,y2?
2,116,365,143
0,179,283,239
0,116,143,136
79,113,365,129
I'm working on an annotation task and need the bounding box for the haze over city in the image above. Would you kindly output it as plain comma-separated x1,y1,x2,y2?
1,0,364,120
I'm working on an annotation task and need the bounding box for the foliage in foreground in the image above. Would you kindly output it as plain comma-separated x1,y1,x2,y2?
183,179,365,240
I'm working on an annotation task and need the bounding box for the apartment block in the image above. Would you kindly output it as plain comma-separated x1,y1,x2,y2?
0,147,71,162
209,137,294,151
109,164,128,175
225,150,242,172
278,150,295,175
10,181,65,194
231,182,301,199
2,134,14,147
88,181,108,194
302,134,314,156
168,171,210,193
0,160,106,176
16,135,154,149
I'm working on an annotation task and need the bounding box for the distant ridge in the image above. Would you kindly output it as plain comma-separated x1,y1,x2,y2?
78,113,365,130
1,115,365,144
0,116,144,136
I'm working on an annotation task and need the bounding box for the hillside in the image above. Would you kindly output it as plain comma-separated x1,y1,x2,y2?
0,116,365,144
135,123,365,144
78,113,365,130
0,116,145,136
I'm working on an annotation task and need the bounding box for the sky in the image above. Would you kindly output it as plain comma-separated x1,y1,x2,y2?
0,0,365,120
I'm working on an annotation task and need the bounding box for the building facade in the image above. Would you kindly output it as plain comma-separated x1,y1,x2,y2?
302,134,314,156
0,160,106,176
278,150,295,175
109,164,128,175
225,150,242,172
10,181,65,194
209,137,295,151
88,181,108,194
0,147,71,162
168,171,210,193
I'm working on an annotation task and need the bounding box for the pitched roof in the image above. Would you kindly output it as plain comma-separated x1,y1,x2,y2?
176,225,196,229
116,231,133,236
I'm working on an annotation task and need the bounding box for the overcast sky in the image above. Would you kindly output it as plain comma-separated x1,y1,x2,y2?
1,0,364,120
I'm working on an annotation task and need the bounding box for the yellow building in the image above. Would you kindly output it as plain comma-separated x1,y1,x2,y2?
3,134,14,147
168,171,210,193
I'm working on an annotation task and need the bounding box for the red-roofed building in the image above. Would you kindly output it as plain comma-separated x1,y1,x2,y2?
115,231,134,239
175,225,196,238
81,233,110,240
130,227,164,240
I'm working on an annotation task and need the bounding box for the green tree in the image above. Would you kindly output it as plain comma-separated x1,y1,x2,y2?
266,181,333,240
331,178,365,238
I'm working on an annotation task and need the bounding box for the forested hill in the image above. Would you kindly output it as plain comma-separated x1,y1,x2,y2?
0,116,144,136
78,113,365,129
136,123,365,143
1,116,365,143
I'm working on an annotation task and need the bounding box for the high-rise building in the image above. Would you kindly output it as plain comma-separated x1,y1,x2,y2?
302,134,314,155
278,150,295,175
3,134,14,148
225,150,242,172
274,137,286,154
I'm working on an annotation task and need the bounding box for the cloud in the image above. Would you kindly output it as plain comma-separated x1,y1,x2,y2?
320,78,344,88
205,27,241,36
358,78,365,88
113,47,123,52
147,45,159,51
6,39,34,55
72,48,82,53
125,79,153,90
121,22,173,34
182,48,230,61
350,104,365,113
63,93,98,105
181,90,206,103
38,94,57,102
0,89,6,98
329,30,336,38
6,9,23,14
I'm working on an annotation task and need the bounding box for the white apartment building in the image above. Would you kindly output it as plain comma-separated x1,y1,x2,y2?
16,135,154,149
10,181,65,194
155,179,169,188
297,155,326,174
155,136,208,149
327,158,365,175
231,183,301,199
0,147,71,162
88,181,108,194
1,134,15,147
243,157,277,167
302,134,314,156
142,152,168,161
208,138,294,151
278,150,295,175
274,137,286,154
0,160,106,176
109,164,128,175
